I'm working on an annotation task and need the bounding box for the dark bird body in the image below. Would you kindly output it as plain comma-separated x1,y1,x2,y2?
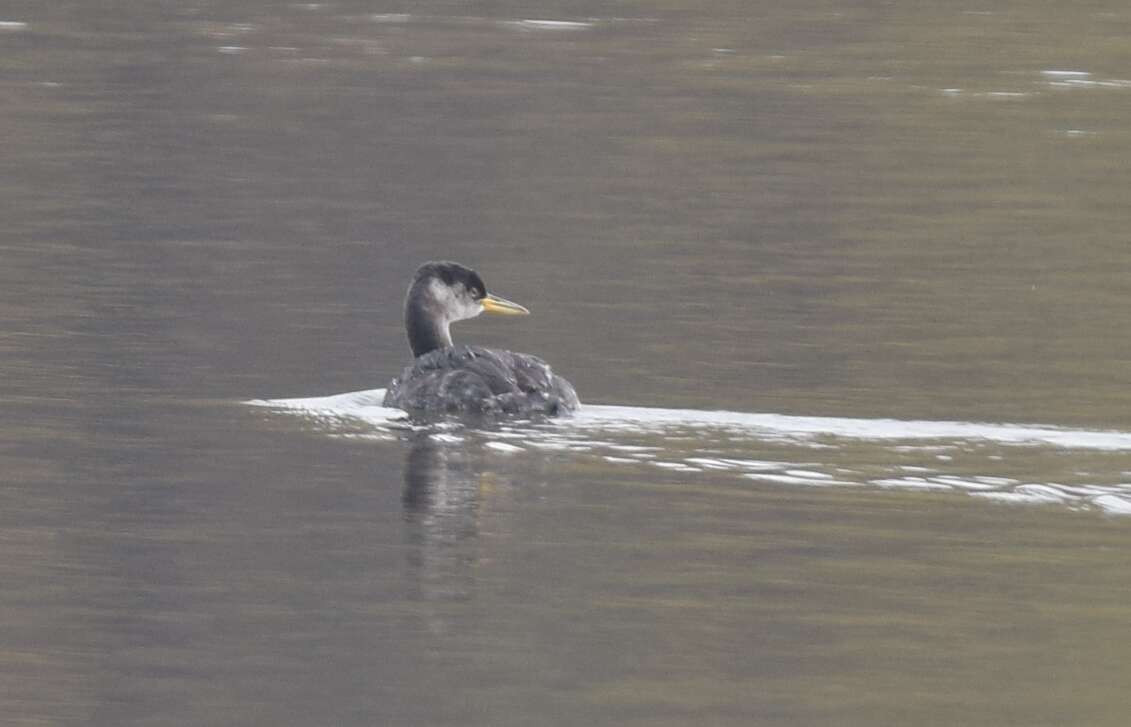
383,262,580,418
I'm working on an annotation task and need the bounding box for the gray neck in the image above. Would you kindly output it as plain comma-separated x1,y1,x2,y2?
405,287,452,357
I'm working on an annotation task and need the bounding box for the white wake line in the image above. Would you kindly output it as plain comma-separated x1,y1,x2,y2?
247,388,1131,451
571,405,1131,450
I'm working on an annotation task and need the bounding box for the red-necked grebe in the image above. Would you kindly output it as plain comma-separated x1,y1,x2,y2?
383,261,580,417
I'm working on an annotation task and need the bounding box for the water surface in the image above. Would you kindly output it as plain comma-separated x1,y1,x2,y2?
5,1,1131,724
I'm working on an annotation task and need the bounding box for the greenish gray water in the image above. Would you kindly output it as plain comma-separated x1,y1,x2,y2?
4,2,1131,725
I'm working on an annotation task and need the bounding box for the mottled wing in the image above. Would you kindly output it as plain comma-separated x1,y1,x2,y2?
384,345,579,418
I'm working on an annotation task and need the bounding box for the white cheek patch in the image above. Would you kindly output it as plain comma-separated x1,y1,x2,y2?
427,279,483,322
460,296,484,320
427,278,454,308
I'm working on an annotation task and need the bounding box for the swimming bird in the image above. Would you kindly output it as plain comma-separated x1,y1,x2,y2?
383,261,580,418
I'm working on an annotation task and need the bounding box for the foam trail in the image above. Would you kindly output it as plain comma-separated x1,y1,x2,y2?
569,405,1131,450
248,389,1131,451
247,388,407,427
246,389,1131,515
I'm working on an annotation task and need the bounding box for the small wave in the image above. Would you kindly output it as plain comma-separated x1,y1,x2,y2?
249,389,1131,450
505,19,594,31
564,403,1131,451
369,13,413,23
1041,70,1091,79
247,389,1131,515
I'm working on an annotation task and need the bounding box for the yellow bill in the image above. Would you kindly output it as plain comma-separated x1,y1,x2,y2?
480,293,530,316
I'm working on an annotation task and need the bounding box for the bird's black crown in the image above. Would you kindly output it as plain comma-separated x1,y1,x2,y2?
413,261,487,300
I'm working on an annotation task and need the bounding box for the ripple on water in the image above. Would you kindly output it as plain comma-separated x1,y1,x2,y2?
1042,69,1131,90
505,19,595,31
247,389,1131,516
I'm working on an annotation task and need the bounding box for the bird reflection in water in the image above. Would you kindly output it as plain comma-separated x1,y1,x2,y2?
401,435,506,608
